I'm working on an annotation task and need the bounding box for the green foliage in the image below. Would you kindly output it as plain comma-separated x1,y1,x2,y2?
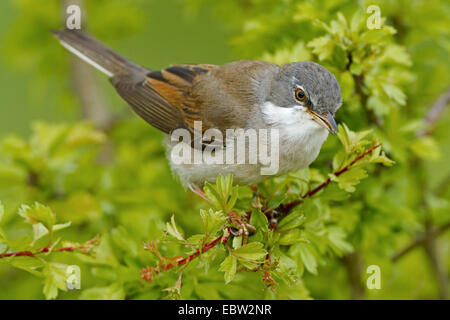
0,0,449,300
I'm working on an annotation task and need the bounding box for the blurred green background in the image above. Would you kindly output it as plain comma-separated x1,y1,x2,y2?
0,0,232,136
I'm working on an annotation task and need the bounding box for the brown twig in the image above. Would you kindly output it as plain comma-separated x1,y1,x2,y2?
417,88,450,137
341,252,365,300
0,246,75,259
391,221,450,263
423,221,448,300
173,234,224,268
141,231,229,282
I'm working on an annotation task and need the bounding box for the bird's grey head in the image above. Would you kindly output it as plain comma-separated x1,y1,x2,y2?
266,61,342,134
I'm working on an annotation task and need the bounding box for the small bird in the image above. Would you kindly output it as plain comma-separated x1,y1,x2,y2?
52,29,341,237
52,29,341,240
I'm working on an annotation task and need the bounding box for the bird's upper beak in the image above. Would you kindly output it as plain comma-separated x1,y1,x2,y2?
308,110,338,135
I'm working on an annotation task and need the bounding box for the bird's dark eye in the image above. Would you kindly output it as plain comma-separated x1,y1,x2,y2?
295,88,307,102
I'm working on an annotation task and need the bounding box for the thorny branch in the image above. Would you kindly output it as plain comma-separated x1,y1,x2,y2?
0,246,75,258
277,143,381,216
141,230,229,282
0,235,99,259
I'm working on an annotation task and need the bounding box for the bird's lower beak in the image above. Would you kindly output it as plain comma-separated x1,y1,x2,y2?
309,110,338,135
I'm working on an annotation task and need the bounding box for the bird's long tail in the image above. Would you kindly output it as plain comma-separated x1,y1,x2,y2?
51,29,146,77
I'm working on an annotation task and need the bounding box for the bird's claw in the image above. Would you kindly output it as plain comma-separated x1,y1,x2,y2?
227,210,256,245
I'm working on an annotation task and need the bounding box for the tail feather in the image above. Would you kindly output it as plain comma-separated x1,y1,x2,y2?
51,29,146,77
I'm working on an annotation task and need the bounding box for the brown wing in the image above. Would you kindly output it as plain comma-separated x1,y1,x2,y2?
110,64,216,134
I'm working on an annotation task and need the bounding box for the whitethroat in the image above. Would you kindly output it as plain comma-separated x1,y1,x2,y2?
53,29,342,241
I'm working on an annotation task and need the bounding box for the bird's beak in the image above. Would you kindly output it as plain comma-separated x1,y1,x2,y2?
308,110,338,135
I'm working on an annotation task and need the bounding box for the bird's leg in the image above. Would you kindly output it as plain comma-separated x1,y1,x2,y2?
227,210,256,245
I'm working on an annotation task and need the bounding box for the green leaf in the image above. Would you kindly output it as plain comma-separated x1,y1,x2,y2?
166,215,185,241
327,226,353,255
43,262,70,300
187,234,204,245
232,242,267,269
379,44,411,66
249,208,269,232
8,258,43,278
266,191,287,210
279,229,308,246
203,182,222,210
307,35,335,60
219,255,237,283
277,210,306,231
18,202,56,231
382,83,406,105
200,209,227,236
330,168,368,193
32,221,72,244
369,147,395,166
224,187,239,212
291,243,318,275
76,234,118,266
232,235,242,249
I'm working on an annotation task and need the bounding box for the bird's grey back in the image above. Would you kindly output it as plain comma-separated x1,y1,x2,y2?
194,60,279,131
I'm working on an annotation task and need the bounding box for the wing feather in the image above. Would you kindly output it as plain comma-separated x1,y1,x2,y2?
111,64,215,134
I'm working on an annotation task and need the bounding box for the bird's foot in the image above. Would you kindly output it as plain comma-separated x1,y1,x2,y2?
227,210,256,245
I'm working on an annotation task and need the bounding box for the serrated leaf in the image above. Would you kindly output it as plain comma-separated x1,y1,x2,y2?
249,208,268,232
330,167,367,192
166,215,184,241
277,211,306,231
18,203,56,231
232,242,267,266
43,262,70,300
382,83,406,105
327,226,353,255
219,255,237,283
187,234,204,245
200,209,227,236
32,221,72,245
308,35,335,60
279,229,308,245
224,187,239,212
10,257,45,276
266,191,287,210
292,243,317,275
203,182,222,210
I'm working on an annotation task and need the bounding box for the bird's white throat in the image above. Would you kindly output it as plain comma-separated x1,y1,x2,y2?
260,101,329,175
